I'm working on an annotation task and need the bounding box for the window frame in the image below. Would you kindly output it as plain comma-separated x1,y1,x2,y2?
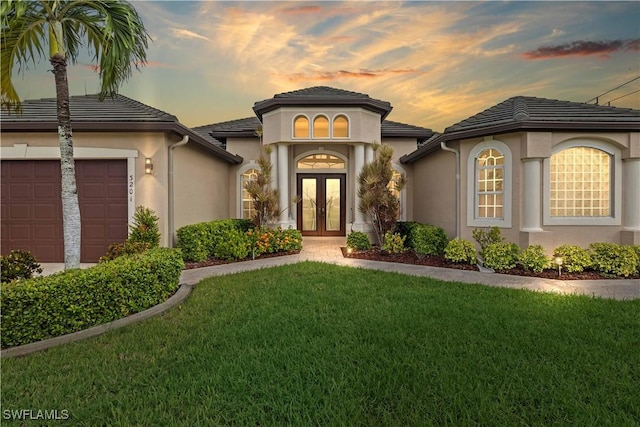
237,163,261,220
312,114,330,139
292,114,310,139
467,139,512,228
543,139,621,226
332,114,350,139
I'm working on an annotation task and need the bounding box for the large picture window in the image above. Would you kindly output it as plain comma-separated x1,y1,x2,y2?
543,139,621,226
550,146,610,217
467,139,512,228
292,114,350,140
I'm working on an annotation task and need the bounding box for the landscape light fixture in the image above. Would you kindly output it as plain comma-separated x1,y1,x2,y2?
555,256,563,277
145,158,154,175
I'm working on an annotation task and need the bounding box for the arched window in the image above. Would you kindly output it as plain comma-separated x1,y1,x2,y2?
387,167,406,220
467,139,512,227
240,167,260,220
550,146,611,217
297,154,345,169
333,115,349,138
313,115,329,138
476,148,505,219
293,115,309,138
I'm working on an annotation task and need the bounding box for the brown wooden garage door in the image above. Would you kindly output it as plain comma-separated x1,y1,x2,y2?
1,160,128,262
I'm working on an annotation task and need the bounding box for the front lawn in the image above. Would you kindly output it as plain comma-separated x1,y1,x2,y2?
2,262,638,425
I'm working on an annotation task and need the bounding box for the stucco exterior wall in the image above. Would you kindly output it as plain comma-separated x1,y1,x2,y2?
173,143,231,231
411,148,457,237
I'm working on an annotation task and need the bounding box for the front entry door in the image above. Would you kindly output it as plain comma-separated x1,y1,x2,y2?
297,174,345,236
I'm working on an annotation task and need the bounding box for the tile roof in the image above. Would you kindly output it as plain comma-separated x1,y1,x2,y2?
252,86,393,120
401,96,640,164
1,94,242,164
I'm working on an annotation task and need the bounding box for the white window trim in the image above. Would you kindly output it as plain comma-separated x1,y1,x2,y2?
1,144,138,227
236,161,261,219
467,139,512,228
543,139,621,226
292,114,310,140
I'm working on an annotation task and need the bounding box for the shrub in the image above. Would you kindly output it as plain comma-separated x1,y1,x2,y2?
444,238,477,265
99,241,151,263
213,228,251,261
589,243,639,277
553,245,592,273
410,224,448,256
519,245,549,273
636,246,640,273
382,232,406,254
346,231,371,251
128,206,160,248
472,227,504,258
247,227,303,259
483,242,520,271
1,248,184,348
393,221,420,248
177,219,254,262
0,250,43,284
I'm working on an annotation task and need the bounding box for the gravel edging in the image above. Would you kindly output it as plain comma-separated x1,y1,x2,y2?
0,283,194,359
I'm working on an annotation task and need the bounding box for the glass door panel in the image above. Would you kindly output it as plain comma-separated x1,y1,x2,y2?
301,178,317,232
325,178,341,231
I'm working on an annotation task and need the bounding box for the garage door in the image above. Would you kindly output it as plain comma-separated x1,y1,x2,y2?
1,160,129,262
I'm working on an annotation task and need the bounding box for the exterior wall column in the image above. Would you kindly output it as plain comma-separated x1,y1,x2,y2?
365,143,374,164
352,143,366,231
277,143,290,226
269,144,278,191
521,158,543,231
622,158,640,245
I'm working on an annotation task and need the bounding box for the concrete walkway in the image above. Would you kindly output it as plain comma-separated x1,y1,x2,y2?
181,237,640,301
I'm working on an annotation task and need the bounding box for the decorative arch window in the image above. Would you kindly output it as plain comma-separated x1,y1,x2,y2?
293,115,309,138
240,167,260,220
313,115,329,138
543,140,621,226
333,115,349,138
467,139,512,227
297,153,345,169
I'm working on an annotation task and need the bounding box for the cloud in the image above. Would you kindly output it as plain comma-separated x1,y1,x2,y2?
275,68,422,82
282,5,322,15
170,28,210,41
523,39,640,59
81,61,175,72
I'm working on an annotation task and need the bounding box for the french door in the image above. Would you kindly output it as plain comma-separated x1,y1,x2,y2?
297,174,345,236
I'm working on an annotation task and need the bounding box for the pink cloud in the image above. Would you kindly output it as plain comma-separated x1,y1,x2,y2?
275,68,421,82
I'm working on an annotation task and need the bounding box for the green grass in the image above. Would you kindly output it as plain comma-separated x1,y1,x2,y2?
2,262,639,426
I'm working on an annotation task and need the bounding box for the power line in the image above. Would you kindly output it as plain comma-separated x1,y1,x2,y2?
586,76,640,104
605,89,640,106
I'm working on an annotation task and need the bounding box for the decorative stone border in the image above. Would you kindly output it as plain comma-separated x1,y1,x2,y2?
1,283,194,359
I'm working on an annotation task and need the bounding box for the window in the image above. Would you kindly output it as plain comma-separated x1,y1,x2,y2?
240,167,259,220
293,115,309,138
333,115,349,138
467,139,512,227
313,115,329,138
476,148,504,219
388,166,406,220
550,147,610,217
297,154,345,169
543,139,621,226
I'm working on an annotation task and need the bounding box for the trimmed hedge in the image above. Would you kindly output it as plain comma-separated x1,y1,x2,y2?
177,219,253,262
444,238,477,265
519,245,549,273
483,242,520,271
553,245,592,273
1,248,184,349
346,231,371,251
589,243,639,277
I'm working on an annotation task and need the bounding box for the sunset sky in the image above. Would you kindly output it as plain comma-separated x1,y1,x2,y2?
10,1,640,133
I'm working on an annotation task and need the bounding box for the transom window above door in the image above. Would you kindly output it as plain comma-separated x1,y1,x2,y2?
292,114,350,139
297,154,345,169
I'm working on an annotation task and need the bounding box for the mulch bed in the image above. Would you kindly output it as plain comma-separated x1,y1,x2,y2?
342,247,640,281
183,250,301,270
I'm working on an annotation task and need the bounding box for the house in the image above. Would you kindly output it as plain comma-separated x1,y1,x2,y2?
1,94,241,262
401,96,640,252
2,88,638,262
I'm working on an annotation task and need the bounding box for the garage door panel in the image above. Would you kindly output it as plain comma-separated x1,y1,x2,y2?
2,159,128,262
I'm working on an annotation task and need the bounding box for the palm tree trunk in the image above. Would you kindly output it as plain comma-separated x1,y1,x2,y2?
51,53,81,269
